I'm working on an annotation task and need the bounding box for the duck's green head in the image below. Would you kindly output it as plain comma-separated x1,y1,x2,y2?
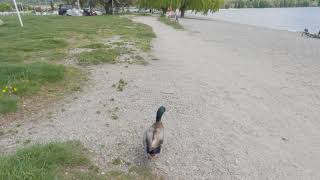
156,106,166,122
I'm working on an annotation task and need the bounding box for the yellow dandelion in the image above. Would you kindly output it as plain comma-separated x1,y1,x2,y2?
13,88,17,92
5,86,8,89
2,89,6,93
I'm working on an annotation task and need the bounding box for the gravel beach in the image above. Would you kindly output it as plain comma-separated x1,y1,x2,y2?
1,16,320,179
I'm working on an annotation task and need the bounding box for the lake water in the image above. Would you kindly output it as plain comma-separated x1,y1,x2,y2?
189,7,320,34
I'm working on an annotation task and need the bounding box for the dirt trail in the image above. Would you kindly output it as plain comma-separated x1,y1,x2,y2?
1,16,320,179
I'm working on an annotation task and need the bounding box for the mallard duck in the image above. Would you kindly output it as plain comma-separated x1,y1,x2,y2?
144,106,166,159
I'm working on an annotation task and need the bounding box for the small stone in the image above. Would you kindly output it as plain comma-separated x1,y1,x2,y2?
96,111,101,114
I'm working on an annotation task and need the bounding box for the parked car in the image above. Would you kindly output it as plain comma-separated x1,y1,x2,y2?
83,8,97,16
58,4,73,15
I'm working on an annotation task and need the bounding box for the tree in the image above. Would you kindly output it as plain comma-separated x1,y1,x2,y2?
50,0,54,10
179,0,222,17
102,0,112,14
138,0,222,17
138,0,179,14
0,3,11,12
99,0,135,14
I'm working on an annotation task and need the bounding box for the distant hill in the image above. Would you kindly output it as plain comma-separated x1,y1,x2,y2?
223,0,319,8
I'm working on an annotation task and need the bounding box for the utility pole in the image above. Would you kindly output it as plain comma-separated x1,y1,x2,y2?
13,0,23,27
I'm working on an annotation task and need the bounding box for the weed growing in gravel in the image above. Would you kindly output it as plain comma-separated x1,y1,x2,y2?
112,157,122,165
111,113,119,120
109,106,120,120
23,139,31,145
115,79,128,92
7,129,18,135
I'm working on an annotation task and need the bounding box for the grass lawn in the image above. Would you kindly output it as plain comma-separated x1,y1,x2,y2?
159,16,184,30
0,141,90,180
0,15,155,114
0,141,161,180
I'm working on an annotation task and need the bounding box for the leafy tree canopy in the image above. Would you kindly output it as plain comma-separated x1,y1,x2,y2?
138,0,223,15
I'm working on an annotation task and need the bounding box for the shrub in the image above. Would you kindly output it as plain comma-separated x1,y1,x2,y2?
0,3,11,12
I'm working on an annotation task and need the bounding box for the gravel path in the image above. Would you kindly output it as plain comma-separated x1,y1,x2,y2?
1,16,320,179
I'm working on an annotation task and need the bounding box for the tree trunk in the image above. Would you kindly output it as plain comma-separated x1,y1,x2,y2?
104,1,112,14
50,1,54,11
180,8,185,18
161,7,167,15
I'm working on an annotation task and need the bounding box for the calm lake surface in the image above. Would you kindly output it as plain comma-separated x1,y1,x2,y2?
189,7,320,33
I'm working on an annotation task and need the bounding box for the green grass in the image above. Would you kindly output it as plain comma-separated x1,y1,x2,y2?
81,43,107,49
0,16,155,114
77,49,119,65
0,63,66,114
0,62,66,110
159,16,184,30
0,63,66,95
0,141,163,180
0,16,155,63
0,141,90,180
0,95,18,114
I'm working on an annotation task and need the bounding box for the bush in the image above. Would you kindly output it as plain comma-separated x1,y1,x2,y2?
0,3,11,12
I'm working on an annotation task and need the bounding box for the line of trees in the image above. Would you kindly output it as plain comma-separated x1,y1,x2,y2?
0,0,136,14
61,0,136,14
0,2,30,12
138,0,223,17
224,0,320,8
0,3,11,12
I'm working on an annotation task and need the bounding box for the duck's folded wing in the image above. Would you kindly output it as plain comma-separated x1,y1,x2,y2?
145,126,155,150
151,127,164,148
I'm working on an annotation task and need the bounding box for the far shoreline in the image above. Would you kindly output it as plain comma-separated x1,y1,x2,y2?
185,7,320,34
184,14,303,34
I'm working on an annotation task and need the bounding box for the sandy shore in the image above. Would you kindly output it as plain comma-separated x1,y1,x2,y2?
137,17,320,179
1,16,320,179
